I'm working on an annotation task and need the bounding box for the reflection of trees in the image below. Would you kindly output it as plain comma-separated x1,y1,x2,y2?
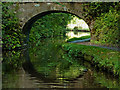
73,27,79,35
23,48,55,83
27,38,86,81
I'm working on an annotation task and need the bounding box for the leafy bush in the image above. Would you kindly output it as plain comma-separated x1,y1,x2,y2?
82,2,119,21
2,2,25,50
92,9,120,47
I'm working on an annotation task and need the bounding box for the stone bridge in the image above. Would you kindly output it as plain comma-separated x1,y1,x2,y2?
14,2,94,41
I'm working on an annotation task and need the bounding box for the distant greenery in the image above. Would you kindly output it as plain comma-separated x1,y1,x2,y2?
62,43,120,77
29,13,74,44
2,2,25,50
73,27,89,31
67,35,90,42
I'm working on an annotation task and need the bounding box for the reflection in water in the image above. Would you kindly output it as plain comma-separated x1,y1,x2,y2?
2,37,119,88
27,37,86,82
66,31,90,39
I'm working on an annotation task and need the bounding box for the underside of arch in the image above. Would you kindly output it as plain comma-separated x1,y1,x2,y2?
22,10,91,42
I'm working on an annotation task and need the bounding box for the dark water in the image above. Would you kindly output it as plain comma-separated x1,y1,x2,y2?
2,37,119,88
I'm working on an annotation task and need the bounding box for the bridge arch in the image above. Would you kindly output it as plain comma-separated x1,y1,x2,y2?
22,10,90,42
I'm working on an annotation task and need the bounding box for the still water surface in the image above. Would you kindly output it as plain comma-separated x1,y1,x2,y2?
2,36,119,88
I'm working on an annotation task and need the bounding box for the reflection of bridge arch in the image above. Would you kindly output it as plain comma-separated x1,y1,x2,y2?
22,48,55,83
22,10,90,42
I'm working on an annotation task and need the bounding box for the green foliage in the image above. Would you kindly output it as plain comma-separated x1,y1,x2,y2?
92,9,120,47
29,13,74,44
62,43,120,77
93,71,120,88
67,35,90,42
2,50,24,75
2,2,25,50
73,26,82,30
63,63,86,79
82,2,119,21
72,26,82,35
82,2,120,46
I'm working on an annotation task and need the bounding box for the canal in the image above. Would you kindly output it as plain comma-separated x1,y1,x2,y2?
2,33,119,88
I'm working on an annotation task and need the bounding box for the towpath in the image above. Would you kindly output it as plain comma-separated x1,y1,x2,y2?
68,38,120,51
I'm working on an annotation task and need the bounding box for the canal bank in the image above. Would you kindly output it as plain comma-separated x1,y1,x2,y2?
2,37,120,88
62,43,120,77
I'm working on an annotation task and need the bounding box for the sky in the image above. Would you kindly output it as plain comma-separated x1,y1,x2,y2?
67,17,89,30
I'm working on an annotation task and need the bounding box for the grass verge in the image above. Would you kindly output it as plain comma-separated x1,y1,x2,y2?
62,43,120,77
67,35,90,42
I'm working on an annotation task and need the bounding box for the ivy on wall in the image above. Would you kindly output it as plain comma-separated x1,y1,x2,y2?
2,2,25,50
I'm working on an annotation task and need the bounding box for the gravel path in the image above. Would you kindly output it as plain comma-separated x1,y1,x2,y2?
69,39,120,51
68,38,91,43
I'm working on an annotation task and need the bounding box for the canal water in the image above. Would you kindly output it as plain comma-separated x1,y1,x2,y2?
66,31,90,39
2,35,119,88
